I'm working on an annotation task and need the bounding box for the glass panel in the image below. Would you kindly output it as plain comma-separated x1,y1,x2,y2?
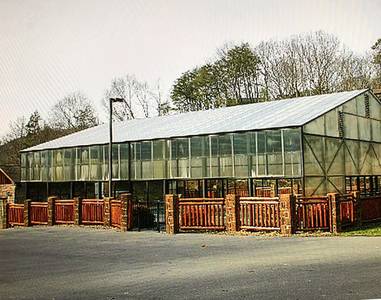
343,98,357,114
304,177,325,196
325,138,344,175
190,136,207,178
344,114,358,139
304,115,325,135
359,142,371,175
369,95,381,120
77,147,89,181
53,149,64,181
303,135,324,176
325,109,339,137
284,129,301,176
32,152,41,181
141,141,152,160
120,143,129,180
356,95,366,117
371,120,381,142
90,146,101,180
64,148,75,181
358,117,371,141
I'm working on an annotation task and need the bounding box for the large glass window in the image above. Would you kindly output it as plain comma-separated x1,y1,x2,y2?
190,136,207,178
90,146,102,180
64,148,75,181
233,133,248,178
219,135,233,177
283,129,301,176
53,149,64,181
120,143,129,180
153,140,165,179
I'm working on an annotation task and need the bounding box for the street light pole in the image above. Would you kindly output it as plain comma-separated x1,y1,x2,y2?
109,97,124,198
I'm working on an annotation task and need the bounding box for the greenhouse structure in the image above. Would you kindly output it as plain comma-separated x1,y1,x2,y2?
20,89,381,202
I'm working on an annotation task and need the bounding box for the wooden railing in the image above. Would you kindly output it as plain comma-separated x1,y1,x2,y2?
55,200,75,224
238,197,280,231
338,194,355,227
7,203,24,226
111,200,121,228
30,202,48,225
361,195,381,222
81,199,104,225
179,198,225,230
296,196,330,231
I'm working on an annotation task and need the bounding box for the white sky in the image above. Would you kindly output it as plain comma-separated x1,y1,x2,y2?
1,0,381,137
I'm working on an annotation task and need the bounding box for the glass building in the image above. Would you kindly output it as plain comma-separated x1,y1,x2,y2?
20,89,381,201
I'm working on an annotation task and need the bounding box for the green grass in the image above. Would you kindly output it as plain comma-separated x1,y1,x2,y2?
341,222,381,236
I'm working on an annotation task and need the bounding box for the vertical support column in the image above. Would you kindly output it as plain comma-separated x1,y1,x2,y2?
24,199,31,227
74,197,82,226
225,194,238,233
280,194,296,235
328,193,341,233
352,191,361,226
165,194,179,234
47,196,57,226
0,197,7,229
120,193,132,232
103,197,112,227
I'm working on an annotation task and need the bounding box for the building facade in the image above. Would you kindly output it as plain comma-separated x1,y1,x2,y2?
20,89,381,202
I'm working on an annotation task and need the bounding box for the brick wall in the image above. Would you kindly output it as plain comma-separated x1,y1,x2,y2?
0,184,15,203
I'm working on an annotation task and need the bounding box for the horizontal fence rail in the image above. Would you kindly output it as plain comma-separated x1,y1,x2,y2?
361,196,381,222
30,202,48,225
7,203,24,226
296,196,330,231
179,198,225,230
239,197,280,231
81,199,104,225
55,200,75,224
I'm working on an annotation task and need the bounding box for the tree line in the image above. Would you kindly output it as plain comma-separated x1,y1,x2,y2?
172,31,381,111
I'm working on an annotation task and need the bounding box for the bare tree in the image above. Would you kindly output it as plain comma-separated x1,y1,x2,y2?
49,92,99,130
103,75,161,121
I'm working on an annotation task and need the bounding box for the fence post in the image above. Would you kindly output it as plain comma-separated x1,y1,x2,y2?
225,194,238,233
120,193,132,232
328,193,341,233
0,197,7,229
352,191,361,226
24,199,31,227
165,194,179,234
279,194,296,235
103,197,112,227
47,196,57,226
74,197,82,226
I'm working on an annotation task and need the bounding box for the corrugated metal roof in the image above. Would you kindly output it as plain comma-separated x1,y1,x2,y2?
23,89,367,152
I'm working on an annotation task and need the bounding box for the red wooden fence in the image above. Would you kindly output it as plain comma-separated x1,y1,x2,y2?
361,195,381,222
338,195,355,227
111,200,121,228
296,196,330,231
81,199,104,225
30,202,48,225
179,198,225,230
238,197,280,231
7,203,24,226
55,200,75,224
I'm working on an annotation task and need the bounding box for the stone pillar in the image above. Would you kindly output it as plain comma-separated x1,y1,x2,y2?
47,196,57,226
74,197,82,226
120,193,132,232
0,197,7,229
352,191,361,226
103,197,112,227
225,194,238,233
328,193,341,233
165,194,179,234
24,199,31,227
279,194,296,235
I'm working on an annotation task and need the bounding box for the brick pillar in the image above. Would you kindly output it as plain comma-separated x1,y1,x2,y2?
103,197,112,227
352,191,361,226
328,193,341,233
47,196,57,226
225,194,238,233
74,197,82,226
24,199,31,227
280,194,296,235
0,197,7,229
120,193,132,232
165,194,179,234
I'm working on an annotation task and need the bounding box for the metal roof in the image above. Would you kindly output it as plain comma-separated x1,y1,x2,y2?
23,89,367,152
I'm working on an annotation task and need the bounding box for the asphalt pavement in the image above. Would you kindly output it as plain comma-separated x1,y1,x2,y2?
1,226,381,299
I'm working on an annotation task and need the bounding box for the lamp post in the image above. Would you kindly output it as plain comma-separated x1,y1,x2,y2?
109,97,124,197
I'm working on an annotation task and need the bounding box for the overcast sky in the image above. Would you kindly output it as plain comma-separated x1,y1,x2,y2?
1,0,381,137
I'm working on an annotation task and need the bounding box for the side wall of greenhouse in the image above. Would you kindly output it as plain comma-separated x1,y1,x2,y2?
303,91,381,196
20,128,302,183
